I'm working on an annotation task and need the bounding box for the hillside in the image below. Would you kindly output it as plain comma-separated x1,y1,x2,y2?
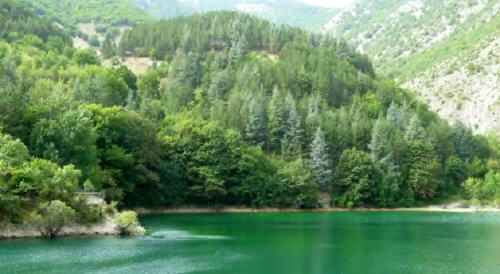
1,0,500,230
0,0,145,235
116,11,495,208
130,0,338,30
325,0,500,133
0,0,70,43
24,0,151,27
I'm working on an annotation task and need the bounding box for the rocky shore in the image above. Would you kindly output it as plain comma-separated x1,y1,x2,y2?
135,201,500,214
0,217,118,239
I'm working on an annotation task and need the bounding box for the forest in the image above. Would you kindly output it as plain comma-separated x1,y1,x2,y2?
1,0,500,227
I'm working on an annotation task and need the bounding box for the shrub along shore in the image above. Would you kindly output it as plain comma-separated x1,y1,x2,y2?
0,210,145,239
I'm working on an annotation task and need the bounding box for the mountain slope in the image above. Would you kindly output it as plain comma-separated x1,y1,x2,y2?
325,0,500,133
0,0,70,43
131,0,338,30
116,11,493,207
24,0,151,27
1,0,499,215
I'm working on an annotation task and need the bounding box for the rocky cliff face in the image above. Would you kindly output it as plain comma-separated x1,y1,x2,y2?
404,35,500,134
325,0,500,133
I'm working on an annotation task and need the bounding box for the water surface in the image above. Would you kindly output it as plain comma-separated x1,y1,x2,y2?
2,212,500,273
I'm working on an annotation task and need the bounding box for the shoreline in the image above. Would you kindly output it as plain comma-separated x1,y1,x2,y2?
135,204,500,215
5,203,499,240
0,217,119,240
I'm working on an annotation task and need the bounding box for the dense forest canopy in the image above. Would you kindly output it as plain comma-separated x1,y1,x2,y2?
23,0,151,26
0,0,70,43
1,0,500,226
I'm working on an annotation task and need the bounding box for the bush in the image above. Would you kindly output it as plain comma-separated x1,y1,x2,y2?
89,35,100,47
463,171,500,204
275,159,317,208
27,200,76,238
114,211,145,236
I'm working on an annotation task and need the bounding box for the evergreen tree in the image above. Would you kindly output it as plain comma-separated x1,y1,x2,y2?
282,93,302,158
369,118,388,163
452,122,478,161
310,127,332,190
208,70,232,101
268,87,286,152
245,98,267,147
406,141,440,200
306,94,322,141
228,33,248,67
169,49,201,90
386,101,410,131
101,33,116,59
404,115,427,142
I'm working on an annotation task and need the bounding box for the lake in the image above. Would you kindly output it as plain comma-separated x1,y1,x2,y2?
2,212,500,273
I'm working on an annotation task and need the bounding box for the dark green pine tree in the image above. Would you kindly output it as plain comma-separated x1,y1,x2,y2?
404,115,427,142
268,87,286,152
246,98,267,147
282,93,303,158
310,127,332,190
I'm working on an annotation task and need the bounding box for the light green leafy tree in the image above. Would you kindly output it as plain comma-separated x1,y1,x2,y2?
27,200,76,238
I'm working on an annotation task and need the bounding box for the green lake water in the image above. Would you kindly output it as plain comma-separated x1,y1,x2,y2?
2,212,500,273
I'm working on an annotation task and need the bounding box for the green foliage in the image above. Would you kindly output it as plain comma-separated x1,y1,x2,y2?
115,210,144,235
23,0,151,27
333,148,382,208
275,158,317,208
310,127,332,190
0,4,498,217
73,66,131,106
72,48,101,66
282,93,303,158
89,35,100,47
26,200,76,238
0,0,71,44
30,107,98,178
405,141,440,200
464,171,500,205
245,98,267,147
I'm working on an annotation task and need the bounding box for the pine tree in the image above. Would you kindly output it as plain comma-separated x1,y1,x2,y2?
268,87,286,152
386,100,410,131
282,93,302,158
386,101,400,129
168,49,188,88
306,94,321,127
310,127,332,190
169,49,201,90
369,118,387,162
404,115,427,142
101,33,116,59
246,98,267,147
184,51,202,88
228,33,248,67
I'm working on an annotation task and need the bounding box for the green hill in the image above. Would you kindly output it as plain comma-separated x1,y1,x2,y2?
25,0,151,27
1,0,500,227
0,0,70,43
